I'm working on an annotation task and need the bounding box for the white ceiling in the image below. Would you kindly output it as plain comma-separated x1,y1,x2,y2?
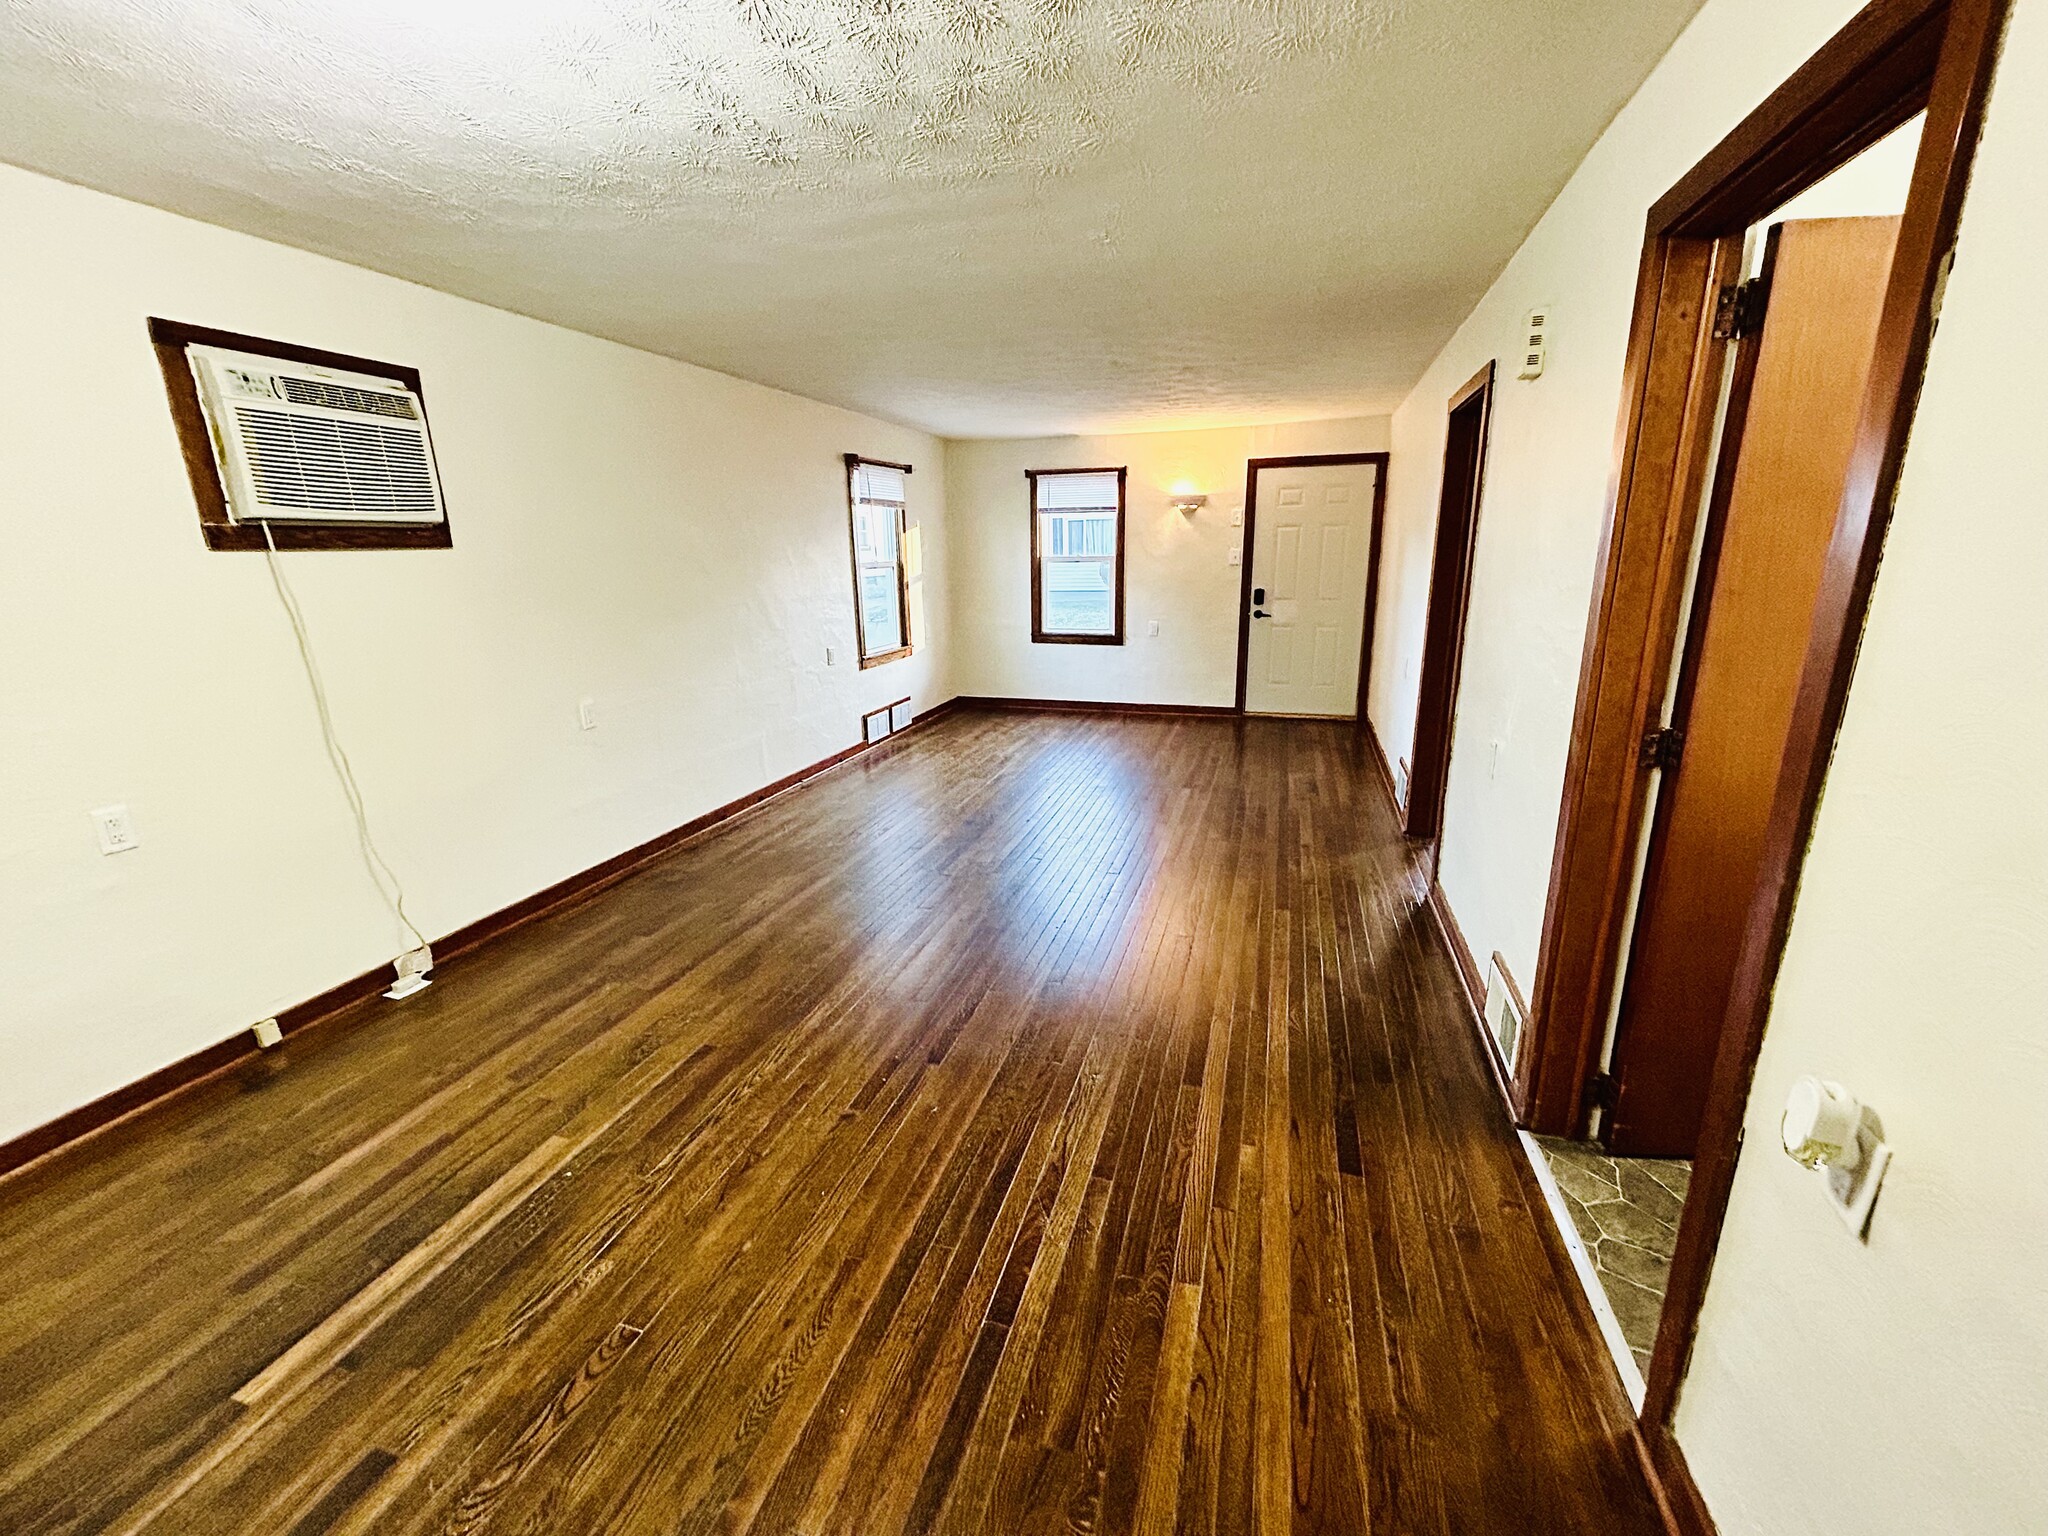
0,0,1703,437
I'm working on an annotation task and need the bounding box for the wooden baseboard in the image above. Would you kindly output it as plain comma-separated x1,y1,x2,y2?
1425,877,1485,1023
1634,1420,1719,1536
953,695,1237,718
0,697,964,1184
1360,714,1403,820
1424,877,1522,1123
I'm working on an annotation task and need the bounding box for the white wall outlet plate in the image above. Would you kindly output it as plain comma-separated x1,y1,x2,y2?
90,803,139,855
825,645,837,666
1228,546,1241,566
577,696,597,731
1147,620,1161,637
385,944,434,1000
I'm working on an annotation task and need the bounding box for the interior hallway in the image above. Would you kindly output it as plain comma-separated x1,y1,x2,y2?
0,710,1661,1535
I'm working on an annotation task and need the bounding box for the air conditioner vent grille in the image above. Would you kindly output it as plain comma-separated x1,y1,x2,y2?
233,405,440,522
279,376,419,419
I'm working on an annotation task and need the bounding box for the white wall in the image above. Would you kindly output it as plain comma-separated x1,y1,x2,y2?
1674,2,2048,1528
947,418,1388,707
0,163,949,1144
1366,0,2048,1526
1366,0,1875,991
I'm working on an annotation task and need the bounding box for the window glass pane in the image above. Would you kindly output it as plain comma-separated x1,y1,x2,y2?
1040,553,1115,635
854,502,897,563
860,562,903,653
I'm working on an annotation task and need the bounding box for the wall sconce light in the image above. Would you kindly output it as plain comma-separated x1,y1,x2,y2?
1169,481,1208,516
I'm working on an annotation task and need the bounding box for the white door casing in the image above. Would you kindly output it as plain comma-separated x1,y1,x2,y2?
1245,461,1379,715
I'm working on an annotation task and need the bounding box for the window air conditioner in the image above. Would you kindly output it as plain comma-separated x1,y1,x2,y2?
187,345,446,525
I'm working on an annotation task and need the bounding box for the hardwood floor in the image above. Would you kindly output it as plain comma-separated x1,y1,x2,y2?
0,710,1662,1535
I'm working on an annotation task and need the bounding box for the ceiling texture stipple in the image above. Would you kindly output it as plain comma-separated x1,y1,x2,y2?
0,0,1704,437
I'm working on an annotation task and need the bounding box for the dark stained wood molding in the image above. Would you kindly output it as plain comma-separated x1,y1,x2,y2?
1447,360,1495,412
1649,0,1947,234
1425,879,1485,1032
1404,363,1497,859
1506,0,2008,1512
1646,0,2010,1432
0,696,964,1185
845,453,915,669
1027,466,1128,646
1424,878,1515,1124
951,695,1236,718
1232,451,1391,717
1360,712,1403,822
148,317,454,553
1634,1421,1720,1536
842,453,914,475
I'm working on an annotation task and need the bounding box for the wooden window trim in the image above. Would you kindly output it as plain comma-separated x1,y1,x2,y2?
1027,466,1127,646
844,452,914,669
149,317,453,552
1496,0,2008,1497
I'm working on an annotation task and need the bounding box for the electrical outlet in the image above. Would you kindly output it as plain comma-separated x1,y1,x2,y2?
90,804,139,855
385,944,434,1001
578,697,597,731
1228,546,1241,566
1147,620,1161,637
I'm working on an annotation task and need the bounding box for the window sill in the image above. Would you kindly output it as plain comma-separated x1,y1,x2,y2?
1031,632,1124,646
199,521,453,553
859,646,913,669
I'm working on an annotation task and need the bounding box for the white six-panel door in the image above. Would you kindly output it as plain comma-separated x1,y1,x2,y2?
1244,461,1379,716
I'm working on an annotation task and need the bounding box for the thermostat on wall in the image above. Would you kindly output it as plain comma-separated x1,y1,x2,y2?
1518,307,1552,379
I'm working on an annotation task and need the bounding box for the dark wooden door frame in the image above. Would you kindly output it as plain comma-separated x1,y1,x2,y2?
1403,362,1497,871
1502,0,2007,1521
1232,451,1391,717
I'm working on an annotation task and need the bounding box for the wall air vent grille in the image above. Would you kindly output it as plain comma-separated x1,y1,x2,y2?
279,376,419,419
188,344,446,525
232,407,440,521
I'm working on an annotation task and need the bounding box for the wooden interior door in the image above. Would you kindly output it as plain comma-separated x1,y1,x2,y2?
1605,216,1900,1158
1244,461,1382,716
1406,364,1495,847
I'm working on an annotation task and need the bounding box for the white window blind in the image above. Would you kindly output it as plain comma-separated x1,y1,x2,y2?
1034,470,1120,511
853,461,907,506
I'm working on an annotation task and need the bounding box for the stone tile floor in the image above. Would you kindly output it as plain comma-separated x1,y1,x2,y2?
1534,1137,1691,1374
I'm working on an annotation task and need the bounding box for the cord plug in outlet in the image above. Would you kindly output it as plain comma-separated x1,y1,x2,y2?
386,944,434,1001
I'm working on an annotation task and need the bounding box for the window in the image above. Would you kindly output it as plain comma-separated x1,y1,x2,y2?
1029,467,1126,644
846,454,912,666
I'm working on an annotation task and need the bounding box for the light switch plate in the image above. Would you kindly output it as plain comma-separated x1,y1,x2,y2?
1147,620,1160,637
1228,547,1241,566
91,804,139,855
577,697,597,731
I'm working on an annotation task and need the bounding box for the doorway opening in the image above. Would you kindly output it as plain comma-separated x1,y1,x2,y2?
1496,0,2006,1506
1405,364,1495,864
1233,451,1389,718
1537,121,1921,1399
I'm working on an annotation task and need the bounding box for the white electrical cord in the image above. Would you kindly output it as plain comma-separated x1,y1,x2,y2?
260,522,428,953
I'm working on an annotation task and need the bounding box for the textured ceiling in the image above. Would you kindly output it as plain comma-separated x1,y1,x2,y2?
0,0,1704,436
